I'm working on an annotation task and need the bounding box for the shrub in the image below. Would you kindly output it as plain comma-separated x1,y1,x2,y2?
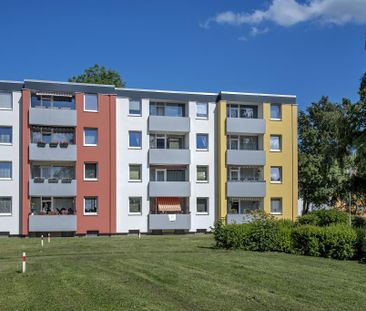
292,225,322,256
352,216,366,229
273,222,294,253
213,220,251,249
297,209,349,227
355,229,366,263
246,219,279,252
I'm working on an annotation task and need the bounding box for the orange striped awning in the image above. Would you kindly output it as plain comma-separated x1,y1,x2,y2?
157,197,181,213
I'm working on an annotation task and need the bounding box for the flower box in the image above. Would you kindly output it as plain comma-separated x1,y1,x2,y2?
48,178,59,184
37,141,46,148
34,177,45,183
60,142,69,148
49,142,58,148
61,178,73,184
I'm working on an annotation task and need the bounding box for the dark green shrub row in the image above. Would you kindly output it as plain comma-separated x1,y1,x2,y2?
296,209,349,227
213,219,365,261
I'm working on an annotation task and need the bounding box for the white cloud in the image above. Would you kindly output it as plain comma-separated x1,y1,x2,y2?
238,35,248,41
203,0,366,28
250,27,270,36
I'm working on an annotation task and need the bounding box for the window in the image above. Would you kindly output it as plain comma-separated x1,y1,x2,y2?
84,128,98,146
271,167,282,183
84,94,98,112
129,165,142,181
31,95,75,110
196,102,208,119
0,92,12,109
270,198,282,214
84,197,98,215
129,99,141,116
271,104,281,120
197,166,208,182
227,104,257,119
84,163,98,180
197,198,208,214
150,102,185,117
129,197,142,214
0,127,12,144
0,197,12,215
129,131,142,148
0,162,12,180
270,135,281,151
196,134,208,150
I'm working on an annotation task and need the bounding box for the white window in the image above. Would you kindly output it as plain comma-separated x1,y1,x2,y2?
0,162,12,180
84,163,98,180
0,92,12,110
270,135,281,151
229,136,239,150
155,169,166,182
129,165,142,181
84,94,98,112
84,128,98,146
196,102,208,119
270,167,282,183
129,131,142,148
129,197,142,214
129,99,141,116
84,197,98,215
197,198,208,214
197,166,208,182
0,127,12,144
196,134,208,150
229,167,240,181
270,198,282,214
271,104,281,120
0,197,12,215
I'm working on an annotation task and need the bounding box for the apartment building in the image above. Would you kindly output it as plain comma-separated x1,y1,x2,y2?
0,79,297,236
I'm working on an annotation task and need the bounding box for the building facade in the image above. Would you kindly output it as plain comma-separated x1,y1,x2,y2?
0,79,297,236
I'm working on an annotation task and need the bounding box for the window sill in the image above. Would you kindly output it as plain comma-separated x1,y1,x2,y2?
84,178,98,182
270,212,282,215
270,118,282,121
196,212,209,215
128,180,142,183
128,213,142,216
84,110,98,113
128,114,142,117
270,181,282,184
0,213,12,217
128,147,142,150
0,143,13,146
196,149,208,152
196,180,209,183
83,144,98,147
196,116,208,120
270,149,281,153
0,108,12,111
0,178,12,181
83,213,98,216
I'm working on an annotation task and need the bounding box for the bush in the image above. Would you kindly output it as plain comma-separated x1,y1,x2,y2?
352,216,366,229
273,222,294,253
292,225,322,256
355,229,366,263
213,220,251,249
246,219,278,252
297,209,349,227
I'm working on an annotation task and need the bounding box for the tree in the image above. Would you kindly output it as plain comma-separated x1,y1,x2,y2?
68,64,125,87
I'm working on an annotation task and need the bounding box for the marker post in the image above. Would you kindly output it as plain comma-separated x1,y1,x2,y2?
41,235,44,247
22,252,26,273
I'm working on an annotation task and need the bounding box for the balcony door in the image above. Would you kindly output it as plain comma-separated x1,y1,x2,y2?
155,169,166,182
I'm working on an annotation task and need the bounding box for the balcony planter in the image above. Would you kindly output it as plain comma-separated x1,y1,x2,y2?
49,142,58,148
61,178,73,184
60,142,69,148
48,178,59,184
37,141,46,148
34,177,45,183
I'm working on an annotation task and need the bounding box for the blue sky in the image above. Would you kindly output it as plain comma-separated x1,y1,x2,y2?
0,0,365,110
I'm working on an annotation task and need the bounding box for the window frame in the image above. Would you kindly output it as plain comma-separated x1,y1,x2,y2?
270,166,282,183
129,164,142,182
84,94,98,112
128,99,142,116
196,102,208,119
196,133,209,151
270,103,282,120
0,197,12,216
0,91,12,110
270,135,282,152
84,162,98,181
83,197,98,215
83,128,98,146
0,161,12,180
196,197,209,215
0,126,13,145
196,166,209,183
129,197,142,215
128,131,142,149
270,198,283,215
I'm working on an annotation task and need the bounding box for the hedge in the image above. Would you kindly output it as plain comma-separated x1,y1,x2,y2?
296,209,349,227
213,218,364,261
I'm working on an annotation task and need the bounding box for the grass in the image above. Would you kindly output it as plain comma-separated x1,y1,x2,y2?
0,235,365,311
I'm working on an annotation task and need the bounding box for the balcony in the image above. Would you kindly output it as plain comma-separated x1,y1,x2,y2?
148,116,190,133
149,181,190,197
227,214,256,224
29,143,76,161
29,215,77,232
29,179,76,196
227,181,266,197
148,214,191,230
149,149,190,165
226,118,266,135
29,107,77,127
226,150,266,166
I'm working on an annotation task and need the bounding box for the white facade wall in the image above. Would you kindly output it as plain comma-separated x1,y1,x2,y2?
0,91,21,235
188,101,216,232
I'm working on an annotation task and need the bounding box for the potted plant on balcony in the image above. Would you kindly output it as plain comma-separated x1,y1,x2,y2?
48,211,58,215
38,210,46,215
48,177,58,183
60,141,69,148
61,177,73,184
37,141,46,148
34,177,45,183
49,141,58,148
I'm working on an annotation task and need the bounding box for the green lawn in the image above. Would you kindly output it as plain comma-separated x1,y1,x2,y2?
0,235,365,311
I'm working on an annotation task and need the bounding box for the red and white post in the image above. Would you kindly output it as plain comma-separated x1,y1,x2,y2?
48,233,50,243
22,252,26,273
41,235,44,247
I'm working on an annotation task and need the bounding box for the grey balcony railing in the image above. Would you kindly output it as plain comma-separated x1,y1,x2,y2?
148,214,191,230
